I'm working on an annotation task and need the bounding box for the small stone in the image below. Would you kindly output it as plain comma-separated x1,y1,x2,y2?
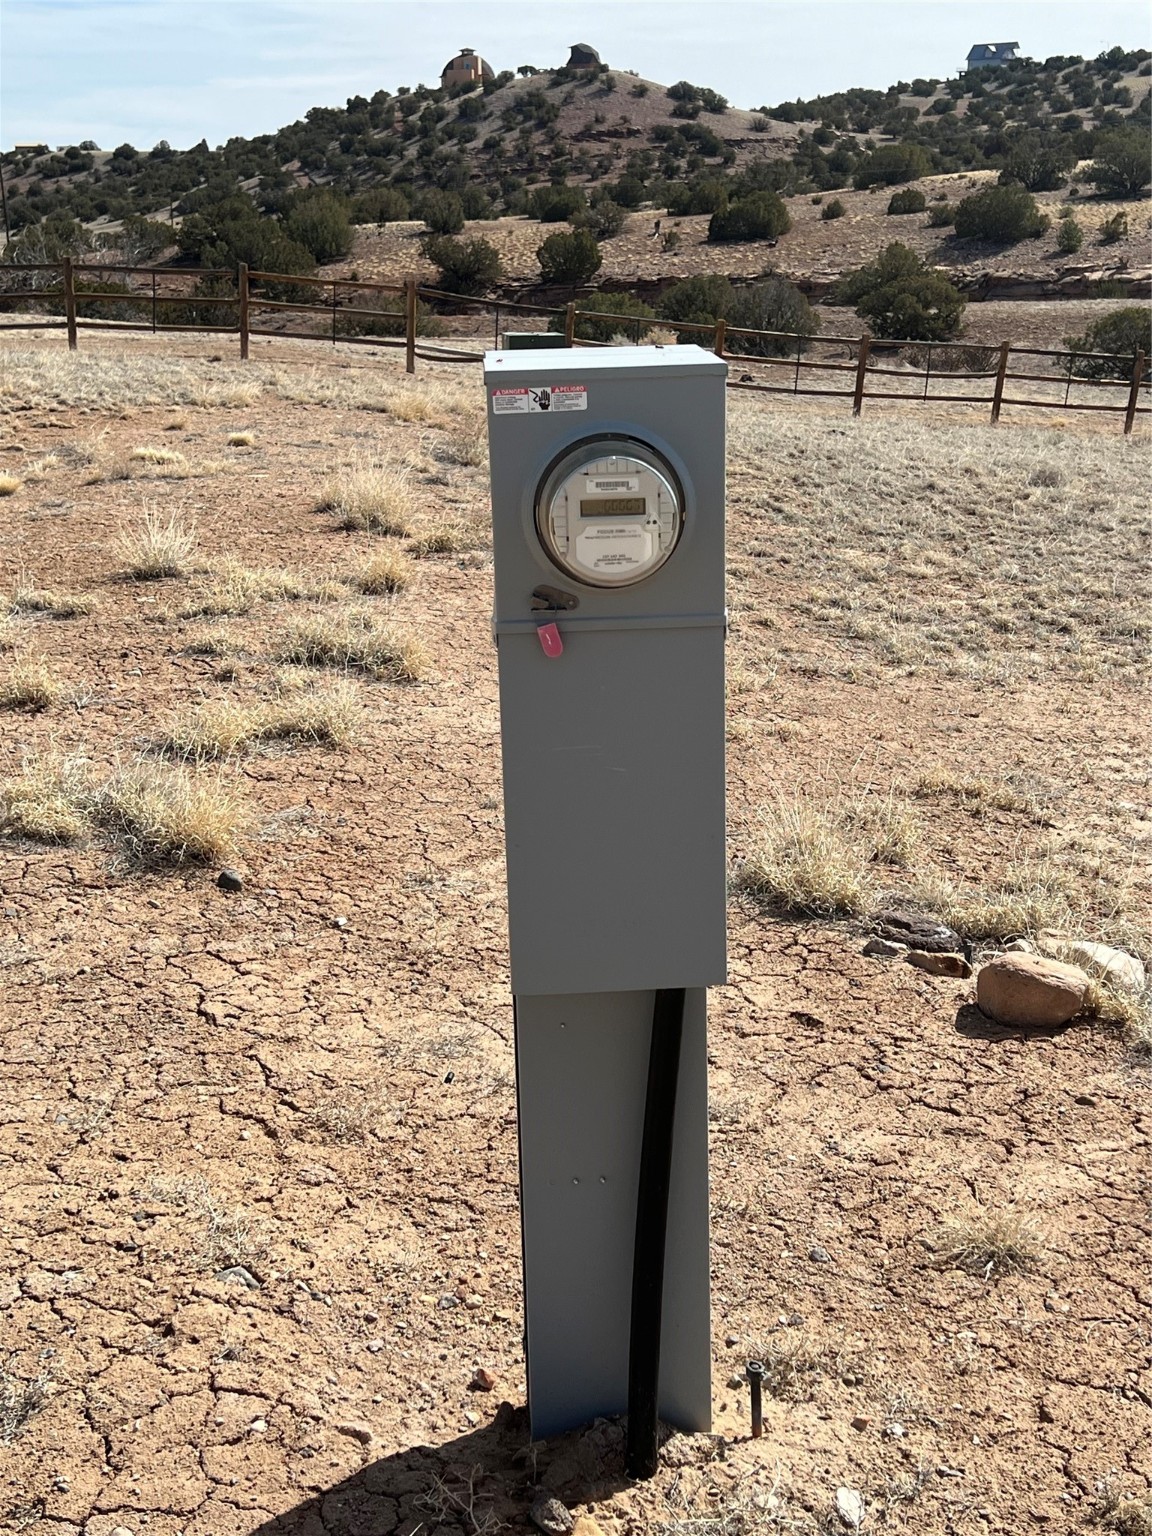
872,909,966,955
464,1409,480,1425
809,1244,832,1264
531,1497,575,1535
464,1293,484,1309
334,1420,374,1447
836,1487,865,1529
470,1367,497,1392
215,1265,261,1289
364,1310,379,1323
110,1528,134,1536
1074,1094,1097,1107
724,1333,739,1347
905,950,972,979
1038,1402,1056,1424
885,1422,906,1438
216,868,244,893
331,916,348,930
727,1373,745,1389
862,936,907,959
851,1415,871,1430
249,1417,267,1434
976,953,1091,1029
438,1294,460,1310
1062,940,1145,995
367,1339,383,1353
1004,938,1035,953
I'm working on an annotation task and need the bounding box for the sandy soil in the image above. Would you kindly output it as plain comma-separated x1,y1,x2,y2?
0,333,1149,1536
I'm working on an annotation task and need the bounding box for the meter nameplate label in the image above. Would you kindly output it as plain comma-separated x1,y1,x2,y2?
585,477,639,493
575,524,654,575
490,385,588,415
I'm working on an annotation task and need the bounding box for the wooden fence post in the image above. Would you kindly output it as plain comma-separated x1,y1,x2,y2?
713,317,727,357
564,301,576,345
852,333,871,417
62,257,78,351
405,278,417,374
1124,348,1145,436
990,340,1010,424
238,263,250,360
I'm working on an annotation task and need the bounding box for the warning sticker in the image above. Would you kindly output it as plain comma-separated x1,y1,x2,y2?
490,384,588,415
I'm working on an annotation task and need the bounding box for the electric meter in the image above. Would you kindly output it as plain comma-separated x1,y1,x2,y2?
535,439,683,588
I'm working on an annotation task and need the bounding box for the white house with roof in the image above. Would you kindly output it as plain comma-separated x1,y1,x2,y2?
966,42,1020,70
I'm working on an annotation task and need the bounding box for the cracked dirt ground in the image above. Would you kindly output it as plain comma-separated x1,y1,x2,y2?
0,333,1149,1536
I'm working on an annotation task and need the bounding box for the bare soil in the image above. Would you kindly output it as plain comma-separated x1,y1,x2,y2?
0,333,1149,1536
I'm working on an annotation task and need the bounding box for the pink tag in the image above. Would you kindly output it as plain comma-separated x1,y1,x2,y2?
537,622,563,657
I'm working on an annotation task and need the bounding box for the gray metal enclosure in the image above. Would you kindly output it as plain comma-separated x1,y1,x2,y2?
485,345,727,1440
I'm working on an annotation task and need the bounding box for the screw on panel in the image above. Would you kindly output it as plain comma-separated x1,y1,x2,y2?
746,1359,765,1439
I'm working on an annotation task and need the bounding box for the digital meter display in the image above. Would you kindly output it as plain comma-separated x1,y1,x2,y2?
579,497,646,516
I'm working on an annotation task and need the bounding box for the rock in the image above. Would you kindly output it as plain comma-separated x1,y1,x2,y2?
216,867,244,893
851,1415,871,1430
331,916,348,930
836,1487,866,1529
215,1265,261,1289
335,1419,375,1446
727,1373,745,1389
976,953,1091,1029
1004,938,1035,953
862,936,906,959
906,950,972,979
470,1367,497,1392
872,909,966,955
809,1244,832,1263
1062,941,1145,995
531,1496,575,1535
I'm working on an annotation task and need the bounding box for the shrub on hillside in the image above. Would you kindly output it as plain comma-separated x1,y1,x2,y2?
350,187,410,224
537,228,602,284
284,192,353,263
998,132,1077,191
726,277,821,357
835,242,964,340
659,274,734,329
852,143,932,189
547,292,656,343
176,196,314,274
573,200,628,240
821,199,846,221
1056,217,1084,253
708,191,790,243
422,234,503,295
1098,211,1129,244
1084,128,1152,197
528,183,586,222
887,187,927,215
418,191,465,235
927,202,955,226
953,185,1049,242
1065,307,1150,377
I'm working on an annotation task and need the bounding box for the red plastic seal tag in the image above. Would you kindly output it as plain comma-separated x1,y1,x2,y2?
537,622,563,657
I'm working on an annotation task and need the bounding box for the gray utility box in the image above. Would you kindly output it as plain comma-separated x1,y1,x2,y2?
485,344,727,1441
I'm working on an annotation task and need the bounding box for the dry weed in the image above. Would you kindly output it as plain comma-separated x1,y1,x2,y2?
0,660,61,712
1084,978,1152,1057
227,431,256,447
745,1332,836,1402
117,504,198,580
408,521,471,557
347,547,413,595
9,583,95,619
149,1176,268,1275
275,611,427,681
733,791,873,917
319,458,416,535
844,791,921,867
0,754,88,843
0,473,22,497
160,682,361,760
180,560,344,617
1091,1482,1152,1536
89,761,243,864
131,445,186,466
0,1358,51,1443
931,1208,1045,1280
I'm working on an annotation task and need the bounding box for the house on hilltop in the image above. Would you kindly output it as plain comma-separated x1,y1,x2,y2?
965,41,1020,70
567,43,602,71
441,48,494,89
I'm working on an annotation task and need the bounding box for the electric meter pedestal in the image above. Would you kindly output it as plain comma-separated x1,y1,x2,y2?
484,345,727,1445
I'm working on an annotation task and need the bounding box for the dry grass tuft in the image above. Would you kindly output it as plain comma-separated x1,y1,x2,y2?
150,1175,268,1275
0,755,88,843
347,547,413,595
932,1208,1045,1281
89,761,243,864
159,682,361,760
117,504,198,580
745,1331,835,1402
844,791,921,868
733,791,873,917
408,521,471,557
9,583,96,619
180,560,344,617
183,630,235,658
227,431,256,447
1091,1483,1152,1536
1084,978,1152,1057
0,660,61,712
909,860,1077,943
275,610,427,682
0,473,24,497
0,1359,52,1444
319,459,415,535
131,445,187,466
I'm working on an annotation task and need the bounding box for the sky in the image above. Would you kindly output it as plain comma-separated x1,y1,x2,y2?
2,0,1149,152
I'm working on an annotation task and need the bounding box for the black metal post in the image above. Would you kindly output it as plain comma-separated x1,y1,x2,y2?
625,986,685,1480
746,1359,765,1438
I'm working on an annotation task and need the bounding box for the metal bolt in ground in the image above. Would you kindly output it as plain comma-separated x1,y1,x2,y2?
746,1359,765,1439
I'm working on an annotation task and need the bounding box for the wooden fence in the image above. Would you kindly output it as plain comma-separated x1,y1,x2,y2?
0,259,1147,433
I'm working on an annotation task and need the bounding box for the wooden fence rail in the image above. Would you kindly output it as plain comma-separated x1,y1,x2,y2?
0,261,1147,433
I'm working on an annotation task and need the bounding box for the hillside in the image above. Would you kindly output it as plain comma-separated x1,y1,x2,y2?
1,45,1149,287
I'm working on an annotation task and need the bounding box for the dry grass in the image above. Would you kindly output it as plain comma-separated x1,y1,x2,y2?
227,431,256,447
275,610,427,681
347,547,413,595
1091,1484,1152,1536
0,660,61,712
408,521,472,557
9,583,95,619
117,504,198,580
0,1359,51,1444
745,1331,836,1402
1084,978,1152,1058
931,1208,1045,1280
0,473,23,497
0,754,88,843
159,682,361,760
733,791,874,917
131,444,186,466
319,458,416,535
912,767,1051,822
179,559,344,617
89,761,243,864
150,1175,268,1275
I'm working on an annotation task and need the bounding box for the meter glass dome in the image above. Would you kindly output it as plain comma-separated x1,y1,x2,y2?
535,439,683,588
